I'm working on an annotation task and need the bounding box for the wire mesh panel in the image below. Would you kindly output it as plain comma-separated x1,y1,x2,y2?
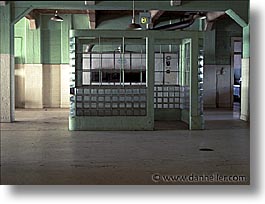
75,86,147,116
154,85,181,109
180,85,190,110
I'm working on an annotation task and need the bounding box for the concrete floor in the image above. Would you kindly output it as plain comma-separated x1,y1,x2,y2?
0,107,249,185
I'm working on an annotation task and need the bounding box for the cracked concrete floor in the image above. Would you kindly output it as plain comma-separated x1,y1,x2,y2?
0,108,249,185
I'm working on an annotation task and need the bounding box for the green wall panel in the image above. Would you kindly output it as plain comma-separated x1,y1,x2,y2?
61,14,71,64
41,15,62,30
41,14,62,64
14,14,93,64
204,30,216,65
25,20,41,64
41,30,61,64
14,17,26,63
14,17,42,64
154,109,181,121
72,14,89,29
0,4,11,54
97,15,132,30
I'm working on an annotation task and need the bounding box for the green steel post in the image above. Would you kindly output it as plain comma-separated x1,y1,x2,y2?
189,34,203,130
75,38,83,86
243,24,249,59
146,36,155,129
240,24,250,121
0,3,14,122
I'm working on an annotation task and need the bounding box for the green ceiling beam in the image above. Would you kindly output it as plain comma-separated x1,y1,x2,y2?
13,1,249,11
10,1,249,29
12,6,33,25
225,9,247,27
70,29,203,39
12,1,249,23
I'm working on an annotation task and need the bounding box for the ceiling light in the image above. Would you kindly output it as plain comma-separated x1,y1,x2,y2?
50,10,63,22
127,0,142,30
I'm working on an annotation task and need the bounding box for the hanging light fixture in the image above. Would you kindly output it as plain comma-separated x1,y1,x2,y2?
50,10,64,22
127,0,142,30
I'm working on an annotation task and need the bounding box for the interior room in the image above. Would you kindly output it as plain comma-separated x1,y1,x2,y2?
0,0,250,184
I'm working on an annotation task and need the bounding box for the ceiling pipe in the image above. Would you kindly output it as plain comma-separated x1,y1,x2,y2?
127,0,142,30
151,12,206,30
152,16,195,30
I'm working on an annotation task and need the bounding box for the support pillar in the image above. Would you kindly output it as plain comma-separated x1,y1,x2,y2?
240,24,250,121
146,36,155,129
0,3,14,122
189,35,204,130
225,9,249,121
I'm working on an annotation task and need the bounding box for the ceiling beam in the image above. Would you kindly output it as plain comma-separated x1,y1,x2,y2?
204,21,214,31
203,11,226,31
170,0,181,6
85,1,95,5
206,11,225,22
150,10,165,27
225,9,247,27
25,10,38,29
87,10,96,29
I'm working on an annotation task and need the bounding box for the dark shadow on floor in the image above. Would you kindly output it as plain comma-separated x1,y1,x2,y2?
154,120,188,130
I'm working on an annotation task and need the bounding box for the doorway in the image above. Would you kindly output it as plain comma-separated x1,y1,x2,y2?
231,37,242,116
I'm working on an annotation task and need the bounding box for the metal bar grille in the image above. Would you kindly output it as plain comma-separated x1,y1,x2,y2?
154,85,189,109
76,86,147,116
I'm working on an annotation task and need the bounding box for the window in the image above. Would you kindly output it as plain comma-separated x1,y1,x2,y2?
184,42,190,86
81,37,146,86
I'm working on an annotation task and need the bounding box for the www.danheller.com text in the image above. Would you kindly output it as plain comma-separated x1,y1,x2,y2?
151,173,248,183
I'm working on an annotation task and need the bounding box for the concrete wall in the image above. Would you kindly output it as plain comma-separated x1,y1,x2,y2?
43,64,61,108
0,54,12,121
15,64,69,108
203,64,233,108
15,64,25,107
60,64,70,108
24,64,43,108
203,65,216,108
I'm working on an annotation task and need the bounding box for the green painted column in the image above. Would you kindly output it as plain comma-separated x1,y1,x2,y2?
204,30,216,65
242,24,250,59
0,3,14,122
240,24,250,121
189,34,204,130
146,36,155,129
75,38,83,87
61,14,71,64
